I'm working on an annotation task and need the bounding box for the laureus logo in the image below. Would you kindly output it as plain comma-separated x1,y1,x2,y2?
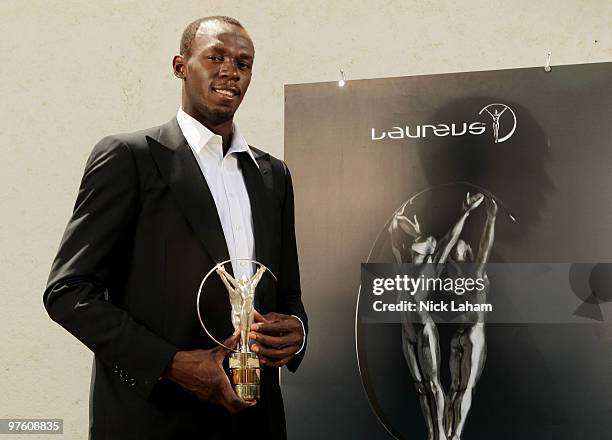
478,103,517,143
370,103,517,143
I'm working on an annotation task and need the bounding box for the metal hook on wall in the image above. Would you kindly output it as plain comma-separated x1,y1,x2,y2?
338,70,346,87
544,50,552,72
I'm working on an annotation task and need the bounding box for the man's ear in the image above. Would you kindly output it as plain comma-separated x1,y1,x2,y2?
172,54,186,80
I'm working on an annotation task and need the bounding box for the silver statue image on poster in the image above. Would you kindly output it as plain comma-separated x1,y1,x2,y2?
365,182,514,440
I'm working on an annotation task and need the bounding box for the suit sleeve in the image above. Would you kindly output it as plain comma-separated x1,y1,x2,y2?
43,136,178,400
276,164,308,372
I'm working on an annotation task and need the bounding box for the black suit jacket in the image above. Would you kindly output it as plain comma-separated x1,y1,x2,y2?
43,118,308,439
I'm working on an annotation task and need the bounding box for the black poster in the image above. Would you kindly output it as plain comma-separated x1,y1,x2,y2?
284,63,612,439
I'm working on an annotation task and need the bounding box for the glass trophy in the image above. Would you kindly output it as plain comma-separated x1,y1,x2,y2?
196,259,276,401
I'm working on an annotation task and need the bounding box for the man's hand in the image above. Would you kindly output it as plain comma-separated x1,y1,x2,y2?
163,331,255,414
249,311,303,367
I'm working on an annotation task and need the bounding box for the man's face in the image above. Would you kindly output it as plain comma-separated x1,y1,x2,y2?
176,21,254,124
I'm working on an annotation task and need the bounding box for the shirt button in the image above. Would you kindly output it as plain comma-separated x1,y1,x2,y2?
236,225,242,231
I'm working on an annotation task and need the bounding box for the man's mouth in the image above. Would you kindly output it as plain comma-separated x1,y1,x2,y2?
211,86,240,98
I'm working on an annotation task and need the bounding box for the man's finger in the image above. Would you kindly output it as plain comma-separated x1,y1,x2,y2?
254,320,299,335
249,331,300,350
219,379,256,414
226,397,256,414
252,310,271,326
224,390,257,414
217,330,241,360
251,343,295,360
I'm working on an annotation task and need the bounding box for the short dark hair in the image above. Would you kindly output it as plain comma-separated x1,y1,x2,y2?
179,16,244,56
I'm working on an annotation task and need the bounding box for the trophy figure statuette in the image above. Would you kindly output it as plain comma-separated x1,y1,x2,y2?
196,259,276,401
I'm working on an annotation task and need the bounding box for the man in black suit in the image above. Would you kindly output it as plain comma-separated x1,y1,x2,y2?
43,15,307,439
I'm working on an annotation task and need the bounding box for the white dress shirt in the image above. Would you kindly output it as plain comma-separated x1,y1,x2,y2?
176,108,305,356
176,108,258,280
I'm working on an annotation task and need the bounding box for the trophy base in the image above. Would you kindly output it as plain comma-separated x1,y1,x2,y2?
229,352,260,401
235,383,260,401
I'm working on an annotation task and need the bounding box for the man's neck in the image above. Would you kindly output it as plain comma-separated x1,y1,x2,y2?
205,120,233,155
182,107,234,154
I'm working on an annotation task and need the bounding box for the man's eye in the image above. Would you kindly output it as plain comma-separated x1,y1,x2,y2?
237,63,251,70
208,56,223,61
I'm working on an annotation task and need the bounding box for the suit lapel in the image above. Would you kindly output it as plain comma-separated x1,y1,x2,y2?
237,151,275,310
147,118,230,265
238,152,272,269
147,118,275,311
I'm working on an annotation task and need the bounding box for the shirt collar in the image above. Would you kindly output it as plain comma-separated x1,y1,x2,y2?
176,108,259,168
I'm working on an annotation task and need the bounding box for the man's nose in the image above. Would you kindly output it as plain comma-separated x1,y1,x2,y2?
219,59,239,80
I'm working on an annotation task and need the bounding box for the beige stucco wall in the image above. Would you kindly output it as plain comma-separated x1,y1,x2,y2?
1,1,610,438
